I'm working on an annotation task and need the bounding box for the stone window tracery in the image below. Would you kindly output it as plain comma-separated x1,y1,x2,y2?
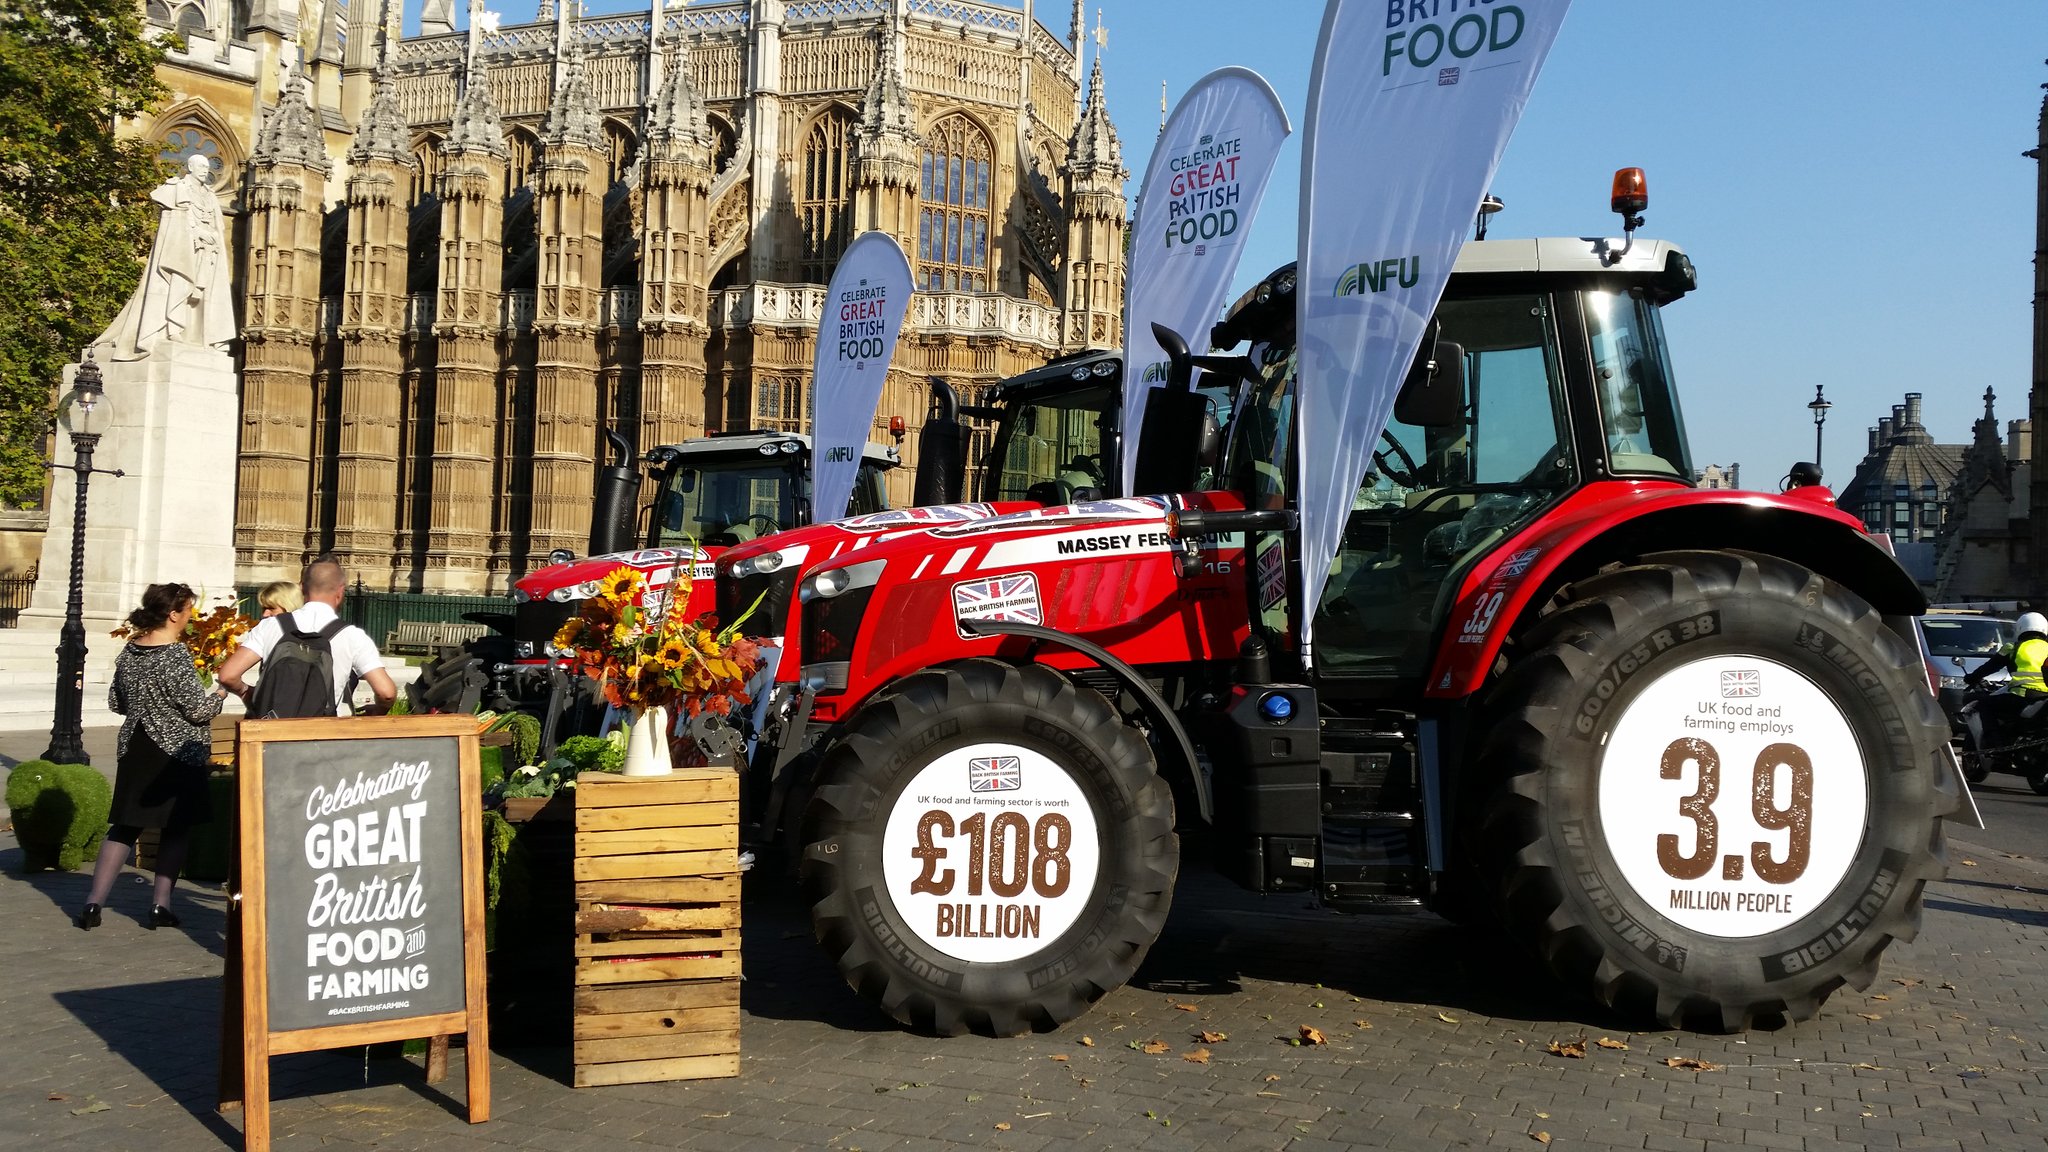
603,119,638,189
505,127,542,201
918,114,992,293
410,135,445,205
159,125,227,189
798,109,855,284
173,2,207,39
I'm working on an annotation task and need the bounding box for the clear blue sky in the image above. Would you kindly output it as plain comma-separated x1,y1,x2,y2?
457,0,2045,485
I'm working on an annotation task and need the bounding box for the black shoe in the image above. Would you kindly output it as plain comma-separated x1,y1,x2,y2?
146,905,180,930
76,904,101,930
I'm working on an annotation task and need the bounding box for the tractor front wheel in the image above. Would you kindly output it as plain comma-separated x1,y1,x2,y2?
801,659,1179,1036
1475,551,1948,1031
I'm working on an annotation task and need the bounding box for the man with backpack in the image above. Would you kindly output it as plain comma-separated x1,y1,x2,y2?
219,558,397,718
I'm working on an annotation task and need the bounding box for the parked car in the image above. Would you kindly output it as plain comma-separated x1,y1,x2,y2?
1921,611,2015,732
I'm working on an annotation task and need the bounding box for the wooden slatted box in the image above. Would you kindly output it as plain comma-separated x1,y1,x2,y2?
571,769,741,1087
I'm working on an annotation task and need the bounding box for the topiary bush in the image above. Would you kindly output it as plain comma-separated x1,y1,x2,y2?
6,760,112,872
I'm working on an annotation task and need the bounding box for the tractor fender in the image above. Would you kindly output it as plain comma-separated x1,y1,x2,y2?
1425,485,1924,700
960,619,1212,824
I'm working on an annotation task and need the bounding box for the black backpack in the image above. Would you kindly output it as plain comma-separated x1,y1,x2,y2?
250,618,349,719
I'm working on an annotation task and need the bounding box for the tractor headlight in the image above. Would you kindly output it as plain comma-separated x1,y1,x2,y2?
733,550,786,579
549,579,604,603
512,587,532,604
803,568,852,601
799,559,886,604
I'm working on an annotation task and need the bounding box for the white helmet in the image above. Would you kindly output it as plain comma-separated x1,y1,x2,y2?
2017,612,2047,637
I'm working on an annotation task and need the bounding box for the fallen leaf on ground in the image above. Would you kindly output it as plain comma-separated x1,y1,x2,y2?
69,1101,109,1116
1850,1062,1882,1071
1856,1013,1883,1021
1536,1112,1550,1119
700,1111,731,1118
1184,1048,1211,1064
1048,1054,1069,1063
46,1094,65,1102
1664,1057,1723,1071
994,1122,1011,1132
1436,1012,1459,1024
1299,1025,1327,1046
1546,1039,1587,1059
1941,983,1958,991
1310,1000,1324,1009
1197,1030,1228,1043
1894,978,1922,988
1172,1003,1199,1012
1595,1037,1629,1050
1961,859,1979,867
1264,1074,1281,1082
1871,994,1891,1001
1079,1036,1095,1047
1353,1020,1374,1030
1140,1039,1172,1055
1532,1132,1552,1145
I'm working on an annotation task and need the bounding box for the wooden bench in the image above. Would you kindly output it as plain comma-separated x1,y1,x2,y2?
384,619,491,655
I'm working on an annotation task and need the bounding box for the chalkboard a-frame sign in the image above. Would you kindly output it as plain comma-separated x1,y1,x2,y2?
221,716,490,1151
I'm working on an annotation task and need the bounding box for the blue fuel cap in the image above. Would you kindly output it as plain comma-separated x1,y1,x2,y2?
1258,693,1294,723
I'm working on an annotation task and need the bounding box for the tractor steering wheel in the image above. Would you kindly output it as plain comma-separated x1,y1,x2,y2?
1373,429,1423,488
742,514,782,535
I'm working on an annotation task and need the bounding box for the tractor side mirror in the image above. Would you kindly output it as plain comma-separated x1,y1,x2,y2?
1394,340,1466,428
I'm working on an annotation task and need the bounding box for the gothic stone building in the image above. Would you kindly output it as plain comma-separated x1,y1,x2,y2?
140,0,1126,594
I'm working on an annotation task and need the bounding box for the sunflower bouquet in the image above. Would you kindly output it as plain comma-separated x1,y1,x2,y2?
111,599,255,687
550,560,767,738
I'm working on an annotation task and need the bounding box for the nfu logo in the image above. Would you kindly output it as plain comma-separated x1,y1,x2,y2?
1383,2,1527,79
824,446,856,463
1140,361,1171,384
1334,256,1421,296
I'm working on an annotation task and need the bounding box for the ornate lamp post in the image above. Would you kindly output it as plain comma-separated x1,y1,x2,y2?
44,355,122,765
1807,384,1832,472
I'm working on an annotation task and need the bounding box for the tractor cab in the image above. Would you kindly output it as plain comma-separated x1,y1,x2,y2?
974,351,1124,504
1214,239,1700,685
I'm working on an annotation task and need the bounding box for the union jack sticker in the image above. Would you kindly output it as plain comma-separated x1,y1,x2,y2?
969,755,1023,792
953,572,1042,637
1720,669,1761,698
1497,548,1542,580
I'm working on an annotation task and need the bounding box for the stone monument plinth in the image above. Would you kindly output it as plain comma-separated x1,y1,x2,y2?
28,342,241,624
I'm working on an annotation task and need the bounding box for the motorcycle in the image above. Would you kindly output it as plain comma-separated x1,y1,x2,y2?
1957,677,2048,795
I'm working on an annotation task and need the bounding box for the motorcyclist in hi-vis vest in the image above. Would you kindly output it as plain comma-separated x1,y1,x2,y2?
1965,612,2048,752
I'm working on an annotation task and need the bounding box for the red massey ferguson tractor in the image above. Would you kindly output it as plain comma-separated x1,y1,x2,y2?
720,227,1973,1036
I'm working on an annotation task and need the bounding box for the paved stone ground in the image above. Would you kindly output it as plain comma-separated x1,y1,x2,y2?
4,742,2046,1151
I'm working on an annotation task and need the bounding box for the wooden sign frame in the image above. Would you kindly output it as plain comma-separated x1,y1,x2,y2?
219,716,491,1151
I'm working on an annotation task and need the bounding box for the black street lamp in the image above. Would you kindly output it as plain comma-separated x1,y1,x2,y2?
43,354,122,766
1807,384,1832,472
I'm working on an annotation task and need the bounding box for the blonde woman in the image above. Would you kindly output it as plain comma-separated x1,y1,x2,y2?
256,580,302,619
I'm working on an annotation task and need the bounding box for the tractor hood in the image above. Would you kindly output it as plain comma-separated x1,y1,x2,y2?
513,546,717,605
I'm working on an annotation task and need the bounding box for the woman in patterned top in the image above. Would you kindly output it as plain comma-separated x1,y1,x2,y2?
78,583,227,930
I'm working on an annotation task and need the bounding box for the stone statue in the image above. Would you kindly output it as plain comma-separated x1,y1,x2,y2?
94,154,237,360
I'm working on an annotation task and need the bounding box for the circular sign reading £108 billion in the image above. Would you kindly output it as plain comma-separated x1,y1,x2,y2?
881,742,1101,964
1597,655,1869,939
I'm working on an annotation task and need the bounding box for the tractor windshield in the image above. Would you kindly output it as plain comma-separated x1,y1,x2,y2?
1585,287,1692,478
985,384,1115,503
1231,292,1575,679
648,456,889,547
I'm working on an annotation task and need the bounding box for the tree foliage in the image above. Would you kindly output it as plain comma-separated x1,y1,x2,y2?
0,0,167,507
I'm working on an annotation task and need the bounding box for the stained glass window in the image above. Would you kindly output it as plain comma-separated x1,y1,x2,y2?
159,126,226,188
918,115,992,292
799,111,855,284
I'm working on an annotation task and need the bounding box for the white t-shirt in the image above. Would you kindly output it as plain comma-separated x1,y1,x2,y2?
237,601,385,716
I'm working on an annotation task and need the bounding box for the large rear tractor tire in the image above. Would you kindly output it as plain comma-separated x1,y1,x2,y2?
801,659,1179,1036
1475,551,1949,1031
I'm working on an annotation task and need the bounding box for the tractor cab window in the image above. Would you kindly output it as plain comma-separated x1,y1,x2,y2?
649,457,800,548
1585,288,1691,478
987,385,1113,504
1311,293,1572,679
849,462,891,517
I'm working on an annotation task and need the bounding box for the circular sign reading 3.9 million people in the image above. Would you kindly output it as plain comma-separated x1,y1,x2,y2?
882,742,1101,963
1597,655,1869,939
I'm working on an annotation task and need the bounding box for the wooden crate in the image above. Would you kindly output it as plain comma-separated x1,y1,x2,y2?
571,769,741,1087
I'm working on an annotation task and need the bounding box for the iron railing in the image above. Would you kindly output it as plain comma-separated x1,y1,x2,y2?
0,565,36,629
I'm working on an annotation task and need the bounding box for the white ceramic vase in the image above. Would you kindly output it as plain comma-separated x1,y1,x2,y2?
620,707,672,777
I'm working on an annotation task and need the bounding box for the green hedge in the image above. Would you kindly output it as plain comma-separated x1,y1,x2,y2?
6,760,111,871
